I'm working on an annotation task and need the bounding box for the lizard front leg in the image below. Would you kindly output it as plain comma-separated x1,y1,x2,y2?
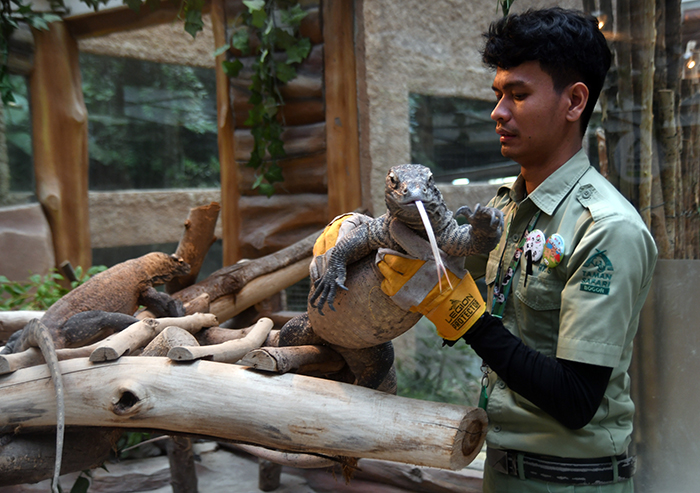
439,204,504,257
309,222,376,315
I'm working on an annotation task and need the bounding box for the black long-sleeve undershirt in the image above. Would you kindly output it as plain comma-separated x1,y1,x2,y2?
459,313,613,430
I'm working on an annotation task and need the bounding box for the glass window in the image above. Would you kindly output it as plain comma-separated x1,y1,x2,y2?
80,53,219,191
2,74,35,203
409,93,519,184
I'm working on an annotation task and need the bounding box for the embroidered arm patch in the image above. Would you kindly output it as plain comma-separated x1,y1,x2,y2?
579,249,614,295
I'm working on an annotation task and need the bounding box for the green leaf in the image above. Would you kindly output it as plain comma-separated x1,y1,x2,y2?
231,28,250,54
280,4,308,26
70,476,90,493
221,59,244,77
285,37,311,64
243,0,265,12
274,62,296,83
258,182,276,197
252,173,265,188
213,43,230,57
268,138,286,158
125,0,142,13
184,9,204,38
250,7,267,29
42,13,62,24
265,164,284,183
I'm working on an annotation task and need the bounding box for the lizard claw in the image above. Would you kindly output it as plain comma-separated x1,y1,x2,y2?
309,270,348,315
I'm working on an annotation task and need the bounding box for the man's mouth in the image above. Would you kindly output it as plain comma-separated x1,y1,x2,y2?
496,128,516,144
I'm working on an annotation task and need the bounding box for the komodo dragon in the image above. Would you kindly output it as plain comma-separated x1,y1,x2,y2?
0,251,190,492
279,164,504,390
2,251,190,354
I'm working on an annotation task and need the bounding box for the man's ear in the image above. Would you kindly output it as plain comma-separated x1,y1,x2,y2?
566,82,589,122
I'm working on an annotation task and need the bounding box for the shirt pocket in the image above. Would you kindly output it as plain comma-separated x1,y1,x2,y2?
514,275,564,357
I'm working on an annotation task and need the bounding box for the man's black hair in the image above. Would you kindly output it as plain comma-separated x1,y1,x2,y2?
482,7,612,135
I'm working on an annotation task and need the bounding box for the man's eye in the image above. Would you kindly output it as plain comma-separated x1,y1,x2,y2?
513,93,527,100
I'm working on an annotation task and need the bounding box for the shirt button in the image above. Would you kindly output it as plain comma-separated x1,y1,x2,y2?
511,234,520,242
493,425,502,433
497,380,506,389
581,188,592,199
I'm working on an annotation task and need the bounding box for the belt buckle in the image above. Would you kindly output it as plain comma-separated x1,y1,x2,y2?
487,448,510,475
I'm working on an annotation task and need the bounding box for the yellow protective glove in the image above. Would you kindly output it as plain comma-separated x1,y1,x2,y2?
376,240,486,342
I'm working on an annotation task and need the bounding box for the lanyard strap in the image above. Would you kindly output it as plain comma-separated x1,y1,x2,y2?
491,210,541,318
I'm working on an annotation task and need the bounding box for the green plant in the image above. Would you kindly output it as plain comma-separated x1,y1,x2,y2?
396,318,482,406
0,265,107,310
0,0,61,104
221,0,311,197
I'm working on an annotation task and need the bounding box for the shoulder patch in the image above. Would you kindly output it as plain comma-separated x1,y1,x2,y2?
579,249,614,295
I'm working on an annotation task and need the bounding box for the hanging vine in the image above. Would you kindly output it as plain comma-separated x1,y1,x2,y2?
219,0,311,197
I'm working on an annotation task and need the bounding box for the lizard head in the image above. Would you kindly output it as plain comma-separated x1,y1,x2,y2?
145,252,191,284
385,164,450,231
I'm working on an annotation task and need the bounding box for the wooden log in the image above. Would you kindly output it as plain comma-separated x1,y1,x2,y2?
208,258,310,323
637,0,656,229
241,345,345,374
30,21,91,271
141,327,199,493
323,0,362,219
238,153,327,195
195,326,279,347
168,317,272,362
258,458,283,492
89,313,218,362
232,89,325,128
0,357,488,470
173,228,319,306
142,326,200,357
234,122,326,161
239,194,328,255
224,442,335,469
0,427,123,487
166,202,221,294
0,310,44,342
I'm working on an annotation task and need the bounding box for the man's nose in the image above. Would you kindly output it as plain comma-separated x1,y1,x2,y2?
491,99,509,122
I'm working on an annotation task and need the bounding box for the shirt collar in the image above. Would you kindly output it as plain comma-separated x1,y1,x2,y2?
497,149,591,215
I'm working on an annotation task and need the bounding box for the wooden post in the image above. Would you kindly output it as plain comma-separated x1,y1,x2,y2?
30,21,91,271
212,0,241,266
637,0,656,229
323,0,362,219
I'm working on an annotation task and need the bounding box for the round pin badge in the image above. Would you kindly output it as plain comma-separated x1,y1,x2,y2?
543,233,565,268
524,229,545,262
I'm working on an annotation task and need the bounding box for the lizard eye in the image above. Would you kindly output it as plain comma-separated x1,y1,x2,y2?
388,170,399,187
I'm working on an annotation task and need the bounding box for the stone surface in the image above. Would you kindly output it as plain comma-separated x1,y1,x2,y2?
0,203,55,280
0,441,484,493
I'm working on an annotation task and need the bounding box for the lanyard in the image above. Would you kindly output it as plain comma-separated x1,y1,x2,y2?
491,210,541,318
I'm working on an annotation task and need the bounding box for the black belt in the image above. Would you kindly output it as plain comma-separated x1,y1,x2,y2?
486,447,636,485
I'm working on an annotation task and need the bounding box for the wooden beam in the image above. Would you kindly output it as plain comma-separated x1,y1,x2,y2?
30,21,91,271
212,0,241,265
0,357,488,471
63,1,211,39
322,0,362,219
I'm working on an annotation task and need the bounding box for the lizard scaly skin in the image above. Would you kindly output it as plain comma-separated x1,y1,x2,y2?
280,164,503,390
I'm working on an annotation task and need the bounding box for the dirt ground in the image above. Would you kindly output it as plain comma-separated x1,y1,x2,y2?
0,441,485,493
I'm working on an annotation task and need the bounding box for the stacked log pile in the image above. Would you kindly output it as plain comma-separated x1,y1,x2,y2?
225,0,330,259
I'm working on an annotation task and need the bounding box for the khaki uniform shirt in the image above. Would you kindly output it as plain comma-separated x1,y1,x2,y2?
465,149,658,458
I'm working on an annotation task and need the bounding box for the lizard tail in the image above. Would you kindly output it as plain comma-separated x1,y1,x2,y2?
25,319,65,493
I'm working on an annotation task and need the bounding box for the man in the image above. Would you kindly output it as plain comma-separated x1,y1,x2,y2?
379,7,657,492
